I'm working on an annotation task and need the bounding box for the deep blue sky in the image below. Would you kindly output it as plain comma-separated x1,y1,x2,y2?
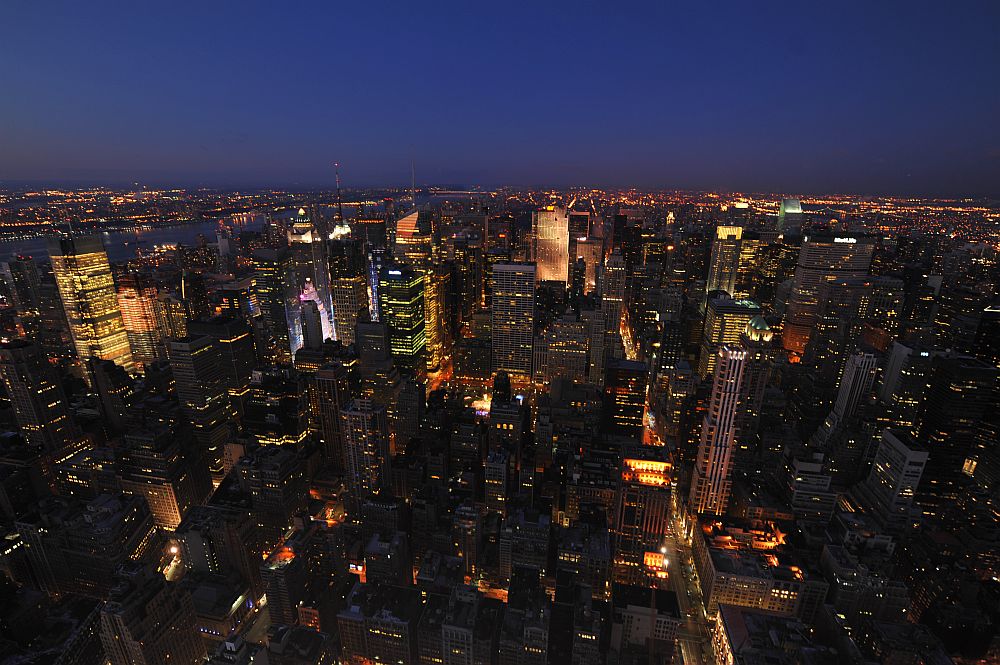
2,2,998,195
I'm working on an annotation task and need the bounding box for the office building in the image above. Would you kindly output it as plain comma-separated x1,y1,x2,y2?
705,224,743,304
169,335,233,480
100,563,206,665
253,248,302,364
532,205,570,285
48,235,135,373
853,429,928,533
690,346,746,515
0,340,80,451
698,295,760,379
331,275,369,346
341,399,391,500
378,265,427,380
491,262,536,382
782,233,875,354
116,272,168,369
603,359,647,438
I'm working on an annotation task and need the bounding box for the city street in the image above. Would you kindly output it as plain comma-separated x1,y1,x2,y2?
665,530,714,665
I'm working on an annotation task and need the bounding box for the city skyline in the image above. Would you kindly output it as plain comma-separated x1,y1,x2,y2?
2,3,999,196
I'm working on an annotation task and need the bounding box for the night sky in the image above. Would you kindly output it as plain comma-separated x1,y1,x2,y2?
2,2,998,195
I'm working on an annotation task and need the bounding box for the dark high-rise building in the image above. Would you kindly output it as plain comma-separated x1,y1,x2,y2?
100,563,206,665
243,367,310,449
13,493,161,599
340,398,391,500
188,316,256,417
0,339,80,451
916,355,998,519
169,335,233,480
782,233,875,355
118,415,211,530
603,359,647,438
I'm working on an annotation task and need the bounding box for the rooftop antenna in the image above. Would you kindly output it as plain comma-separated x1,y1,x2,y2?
334,162,344,222
410,160,416,207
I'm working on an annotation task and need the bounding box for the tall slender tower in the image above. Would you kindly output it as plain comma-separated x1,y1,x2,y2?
491,262,536,383
0,340,81,451
690,346,747,515
48,236,134,373
532,205,570,285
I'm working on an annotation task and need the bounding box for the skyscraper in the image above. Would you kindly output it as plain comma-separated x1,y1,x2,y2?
340,398,391,500
116,271,168,369
698,295,760,379
0,340,80,451
424,267,450,372
916,355,998,518
378,265,427,380
853,429,928,534
777,198,803,232
603,358,648,438
48,235,135,373
690,346,746,515
168,335,232,481
331,274,369,346
287,208,335,337
491,262,536,382
705,225,743,304
782,233,875,354
252,248,301,364
532,205,570,285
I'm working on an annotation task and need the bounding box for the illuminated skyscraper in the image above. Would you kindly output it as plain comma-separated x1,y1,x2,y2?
252,248,302,364
0,340,80,451
532,205,570,285
690,346,746,515
393,209,434,266
491,262,535,382
331,275,368,346
116,272,167,369
730,317,776,469
601,249,627,337
287,207,335,336
705,225,743,305
777,198,803,232
377,265,426,380
698,295,760,379
48,235,135,373
423,267,450,372
782,233,875,355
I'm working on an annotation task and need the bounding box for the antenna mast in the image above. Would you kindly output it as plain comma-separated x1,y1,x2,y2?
334,162,344,222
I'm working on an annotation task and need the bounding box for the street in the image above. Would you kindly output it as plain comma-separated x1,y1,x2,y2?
664,529,714,665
